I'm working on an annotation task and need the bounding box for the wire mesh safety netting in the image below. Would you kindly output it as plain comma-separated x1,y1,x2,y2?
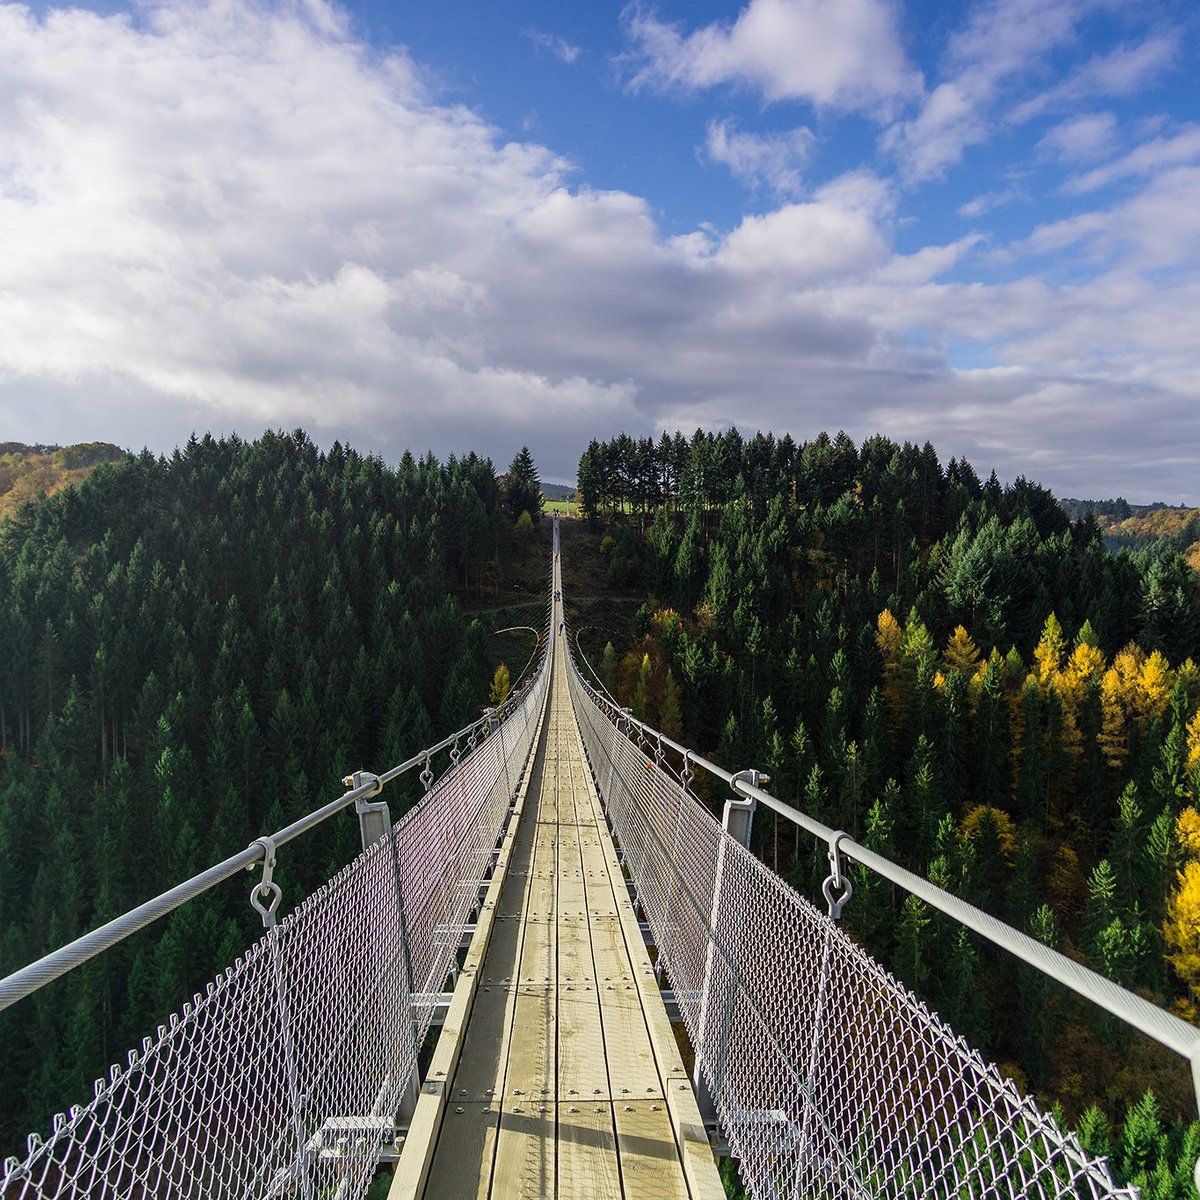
566,658,1136,1200
1,655,550,1200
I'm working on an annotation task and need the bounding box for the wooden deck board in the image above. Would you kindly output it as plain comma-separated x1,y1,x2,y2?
407,610,722,1199
557,1103,622,1196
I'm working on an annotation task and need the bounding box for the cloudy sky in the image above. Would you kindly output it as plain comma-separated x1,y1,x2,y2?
1,0,1197,500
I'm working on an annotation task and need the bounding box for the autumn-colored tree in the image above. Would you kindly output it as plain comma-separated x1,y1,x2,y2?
876,608,903,729
1177,807,1200,856
1163,860,1200,1010
488,663,510,707
1033,612,1066,688
1136,650,1174,729
943,625,982,678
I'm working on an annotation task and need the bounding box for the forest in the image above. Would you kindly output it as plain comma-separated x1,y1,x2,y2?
576,428,1200,1198
0,430,538,1153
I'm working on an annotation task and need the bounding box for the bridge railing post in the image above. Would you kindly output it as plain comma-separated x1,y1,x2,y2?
693,769,765,1136
347,770,421,1124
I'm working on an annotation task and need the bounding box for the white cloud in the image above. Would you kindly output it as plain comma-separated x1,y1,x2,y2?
622,0,919,115
958,189,1021,218
1061,125,1200,194
0,0,1198,500
704,119,814,195
716,200,888,281
1037,111,1118,163
1010,32,1179,123
523,29,581,64
882,0,1112,183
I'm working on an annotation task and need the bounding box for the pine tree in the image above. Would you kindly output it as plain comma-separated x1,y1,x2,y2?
506,446,543,524
659,668,683,738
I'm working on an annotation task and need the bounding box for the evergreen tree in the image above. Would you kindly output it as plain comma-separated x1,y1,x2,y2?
506,445,543,524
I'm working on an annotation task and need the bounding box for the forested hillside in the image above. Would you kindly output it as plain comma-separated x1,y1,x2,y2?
0,442,128,524
578,429,1200,1195
0,430,509,1149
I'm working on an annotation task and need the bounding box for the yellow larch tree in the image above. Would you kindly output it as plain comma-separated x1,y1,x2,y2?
1097,644,1145,771
876,609,904,723
1188,709,1200,776
488,663,511,707
1136,650,1174,729
943,625,983,679
1177,806,1200,857
1098,667,1129,771
960,804,1017,856
1064,640,1106,693
1033,613,1066,689
1164,860,1200,1010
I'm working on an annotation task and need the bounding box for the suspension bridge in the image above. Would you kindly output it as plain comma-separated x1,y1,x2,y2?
2,515,1198,1198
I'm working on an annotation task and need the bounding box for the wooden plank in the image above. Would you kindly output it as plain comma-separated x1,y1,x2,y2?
598,976,662,1101
517,911,554,985
451,982,516,1103
503,984,555,1101
615,1102,692,1200
491,1100,556,1199
557,1102,622,1197
556,979,609,1100
480,917,522,985
557,926,595,984
420,1103,500,1200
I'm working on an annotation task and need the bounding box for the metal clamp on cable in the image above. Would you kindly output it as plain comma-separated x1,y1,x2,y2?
341,770,382,798
821,831,854,921
248,835,282,928
420,753,433,793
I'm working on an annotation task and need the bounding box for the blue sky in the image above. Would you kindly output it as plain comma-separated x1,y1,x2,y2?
1,0,1198,500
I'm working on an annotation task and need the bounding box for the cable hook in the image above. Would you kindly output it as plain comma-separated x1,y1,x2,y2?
248,835,282,928
680,749,694,791
821,830,854,921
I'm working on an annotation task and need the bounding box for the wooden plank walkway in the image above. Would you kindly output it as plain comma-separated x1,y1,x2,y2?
391,609,723,1199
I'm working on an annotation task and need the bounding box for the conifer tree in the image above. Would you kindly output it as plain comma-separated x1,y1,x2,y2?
506,446,543,524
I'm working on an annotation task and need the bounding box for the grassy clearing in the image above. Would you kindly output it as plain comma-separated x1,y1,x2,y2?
543,498,579,515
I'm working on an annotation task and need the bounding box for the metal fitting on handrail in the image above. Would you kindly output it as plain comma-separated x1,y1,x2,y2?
342,770,382,797
248,835,282,928
725,770,766,849
821,831,854,921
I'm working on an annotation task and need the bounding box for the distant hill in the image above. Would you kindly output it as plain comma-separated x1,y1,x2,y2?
542,481,575,501
0,441,128,522
1061,495,1200,571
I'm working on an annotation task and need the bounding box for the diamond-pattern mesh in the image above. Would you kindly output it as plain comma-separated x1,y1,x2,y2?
2,656,549,1200
566,659,1137,1200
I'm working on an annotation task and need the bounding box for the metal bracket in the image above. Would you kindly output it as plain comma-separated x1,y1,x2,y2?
343,771,391,852
726,770,768,848
248,835,282,928
821,831,854,921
